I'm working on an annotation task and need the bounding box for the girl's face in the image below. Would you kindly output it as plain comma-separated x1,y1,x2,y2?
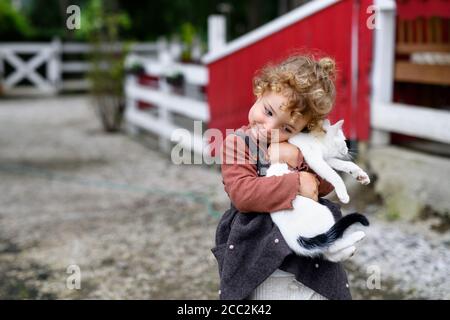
248,91,310,143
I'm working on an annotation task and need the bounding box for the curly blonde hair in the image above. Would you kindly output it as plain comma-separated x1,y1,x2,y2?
253,54,336,132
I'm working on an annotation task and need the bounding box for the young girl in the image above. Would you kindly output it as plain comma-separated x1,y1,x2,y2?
212,54,362,300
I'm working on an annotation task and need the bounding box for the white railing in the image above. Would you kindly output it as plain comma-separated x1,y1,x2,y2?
0,38,159,95
60,41,159,91
370,0,450,145
371,102,450,144
0,15,226,158
123,16,226,156
124,53,209,156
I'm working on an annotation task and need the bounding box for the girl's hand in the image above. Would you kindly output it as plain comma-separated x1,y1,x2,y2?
269,142,319,201
268,142,299,168
298,171,319,202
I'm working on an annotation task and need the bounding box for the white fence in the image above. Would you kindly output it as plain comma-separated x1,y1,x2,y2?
0,38,213,156
0,40,61,94
0,38,159,95
60,41,159,91
123,15,226,156
124,53,209,156
0,15,224,157
370,0,450,146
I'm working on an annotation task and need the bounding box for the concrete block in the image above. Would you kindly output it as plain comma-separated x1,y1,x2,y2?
368,146,450,219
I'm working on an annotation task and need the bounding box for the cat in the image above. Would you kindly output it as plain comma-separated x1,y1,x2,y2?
266,119,370,258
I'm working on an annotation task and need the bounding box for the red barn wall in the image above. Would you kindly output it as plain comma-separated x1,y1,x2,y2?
207,0,373,141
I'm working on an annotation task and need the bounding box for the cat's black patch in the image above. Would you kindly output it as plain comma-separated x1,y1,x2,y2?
297,213,369,249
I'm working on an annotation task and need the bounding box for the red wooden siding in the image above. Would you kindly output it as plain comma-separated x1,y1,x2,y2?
207,0,373,141
396,0,450,19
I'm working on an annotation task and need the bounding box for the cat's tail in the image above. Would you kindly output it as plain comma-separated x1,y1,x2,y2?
297,213,369,250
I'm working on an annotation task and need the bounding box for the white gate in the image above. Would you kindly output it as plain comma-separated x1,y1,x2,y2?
0,39,158,95
0,39,61,94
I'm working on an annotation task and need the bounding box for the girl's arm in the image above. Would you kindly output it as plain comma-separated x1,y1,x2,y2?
221,134,300,213
317,175,335,197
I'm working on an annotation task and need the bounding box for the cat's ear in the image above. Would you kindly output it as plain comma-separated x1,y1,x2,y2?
334,119,344,130
323,119,331,130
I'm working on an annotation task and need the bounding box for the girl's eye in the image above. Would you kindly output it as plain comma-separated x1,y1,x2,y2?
264,107,273,117
284,127,292,134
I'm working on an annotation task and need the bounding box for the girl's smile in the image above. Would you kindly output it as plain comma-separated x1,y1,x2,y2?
248,91,310,143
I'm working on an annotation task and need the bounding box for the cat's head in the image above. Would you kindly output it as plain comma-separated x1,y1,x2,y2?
322,119,348,158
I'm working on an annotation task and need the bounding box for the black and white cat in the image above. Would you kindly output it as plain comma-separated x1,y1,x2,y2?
266,119,370,259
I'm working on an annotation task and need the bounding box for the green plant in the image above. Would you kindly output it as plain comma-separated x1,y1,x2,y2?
77,0,131,132
126,62,145,76
0,0,33,40
179,22,196,62
166,72,184,87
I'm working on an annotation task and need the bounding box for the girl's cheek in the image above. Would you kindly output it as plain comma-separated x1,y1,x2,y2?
248,107,255,123
253,110,263,122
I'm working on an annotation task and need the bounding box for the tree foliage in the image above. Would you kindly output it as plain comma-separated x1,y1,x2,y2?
0,0,32,40
0,0,283,43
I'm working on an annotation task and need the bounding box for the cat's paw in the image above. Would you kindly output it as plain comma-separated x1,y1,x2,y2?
266,163,290,177
324,245,356,263
336,191,350,204
356,170,370,185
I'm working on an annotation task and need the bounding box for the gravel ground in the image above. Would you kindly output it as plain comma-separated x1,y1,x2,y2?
346,215,450,300
0,95,448,299
0,95,226,299
345,194,450,299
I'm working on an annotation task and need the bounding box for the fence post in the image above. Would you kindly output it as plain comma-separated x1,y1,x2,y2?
370,0,396,146
157,38,174,153
157,37,170,64
124,74,141,136
48,37,62,94
208,15,226,54
191,36,202,62
169,37,183,61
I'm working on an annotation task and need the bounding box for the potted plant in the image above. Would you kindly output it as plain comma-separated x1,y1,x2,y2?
166,72,185,95
125,62,146,76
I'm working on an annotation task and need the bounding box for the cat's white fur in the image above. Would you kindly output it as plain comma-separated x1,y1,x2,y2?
266,119,370,257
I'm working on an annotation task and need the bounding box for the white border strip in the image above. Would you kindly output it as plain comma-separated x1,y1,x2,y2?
202,0,339,64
